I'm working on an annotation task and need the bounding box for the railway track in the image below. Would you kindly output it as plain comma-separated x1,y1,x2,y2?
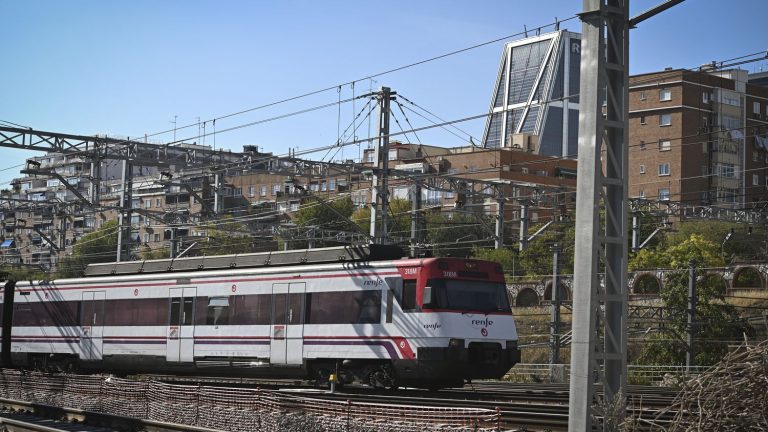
0,399,219,432
139,375,680,431
0,370,682,432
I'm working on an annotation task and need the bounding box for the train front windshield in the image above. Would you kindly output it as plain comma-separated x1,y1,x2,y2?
427,279,511,313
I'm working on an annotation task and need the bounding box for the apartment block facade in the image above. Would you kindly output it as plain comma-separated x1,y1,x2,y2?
628,68,768,207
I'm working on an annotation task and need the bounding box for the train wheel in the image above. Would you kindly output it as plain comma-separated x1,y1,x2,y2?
367,364,396,389
313,368,331,388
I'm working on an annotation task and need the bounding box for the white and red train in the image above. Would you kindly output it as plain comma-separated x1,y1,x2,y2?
0,246,520,389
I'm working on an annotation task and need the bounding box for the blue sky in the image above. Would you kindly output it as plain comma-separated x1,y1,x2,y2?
1,0,766,185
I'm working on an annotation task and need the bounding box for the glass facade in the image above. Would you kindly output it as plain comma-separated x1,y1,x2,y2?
482,31,581,158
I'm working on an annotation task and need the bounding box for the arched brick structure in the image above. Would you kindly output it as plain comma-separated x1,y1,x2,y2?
732,266,765,290
700,272,729,296
515,288,540,307
632,272,662,294
543,279,570,302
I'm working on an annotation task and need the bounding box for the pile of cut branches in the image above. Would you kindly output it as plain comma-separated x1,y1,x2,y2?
650,340,768,431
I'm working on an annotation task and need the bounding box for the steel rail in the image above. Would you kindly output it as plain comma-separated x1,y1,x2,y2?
0,398,222,432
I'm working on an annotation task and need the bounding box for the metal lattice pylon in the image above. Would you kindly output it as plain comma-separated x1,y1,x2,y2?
568,0,629,430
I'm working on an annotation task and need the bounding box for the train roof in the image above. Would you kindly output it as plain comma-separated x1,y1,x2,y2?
84,244,406,277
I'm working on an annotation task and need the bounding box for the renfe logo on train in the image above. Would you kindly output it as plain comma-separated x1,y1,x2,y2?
471,318,494,328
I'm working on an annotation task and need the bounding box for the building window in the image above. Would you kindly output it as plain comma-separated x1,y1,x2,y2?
754,152,759,162
659,88,672,101
640,115,646,125
723,115,740,132
639,140,646,150
638,190,645,198
321,181,327,192
154,233,160,242
329,179,336,191
658,188,670,201
143,233,149,243
754,101,761,114
156,198,161,207
659,114,672,126
719,163,735,178
388,149,397,161
639,164,646,174
723,95,740,107
259,185,267,197
703,92,710,104
639,91,646,100
367,152,375,163
248,186,255,197
658,163,670,176
145,199,151,209
753,174,760,186
272,184,280,195
659,140,671,151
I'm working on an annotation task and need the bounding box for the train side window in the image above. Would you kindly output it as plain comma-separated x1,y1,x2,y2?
383,274,401,323
231,294,272,325
182,297,194,326
273,293,288,325
105,298,167,326
12,304,32,326
401,280,418,312
206,297,230,326
288,293,303,325
305,291,381,324
170,297,181,326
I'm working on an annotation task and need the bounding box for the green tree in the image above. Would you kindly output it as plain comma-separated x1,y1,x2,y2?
200,219,256,255
290,196,359,248
0,265,46,282
518,221,575,277
351,198,411,243
470,246,519,277
634,235,752,366
425,212,491,257
56,220,119,278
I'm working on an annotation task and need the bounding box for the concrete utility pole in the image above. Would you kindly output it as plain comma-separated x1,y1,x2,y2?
550,243,562,365
569,1,685,430
116,145,135,262
89,141,102,207
370,87,393,244
518,201,529,252
495,196,505,249
213,172,223,214
687,260,697,371
410,182,422,258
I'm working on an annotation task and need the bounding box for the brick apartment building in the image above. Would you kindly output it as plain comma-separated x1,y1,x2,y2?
628,68,768,207
0,137,577,270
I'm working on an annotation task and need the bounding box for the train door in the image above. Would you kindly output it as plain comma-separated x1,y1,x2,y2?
167,287,196,363
80,291,105,361
270,282,305,366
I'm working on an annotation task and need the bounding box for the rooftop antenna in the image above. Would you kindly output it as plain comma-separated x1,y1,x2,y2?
170,115,178,143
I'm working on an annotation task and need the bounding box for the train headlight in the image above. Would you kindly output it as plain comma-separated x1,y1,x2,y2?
506,340,518,350
449,338,464,348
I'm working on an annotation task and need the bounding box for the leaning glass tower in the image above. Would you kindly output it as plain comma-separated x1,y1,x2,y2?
482,30,581,158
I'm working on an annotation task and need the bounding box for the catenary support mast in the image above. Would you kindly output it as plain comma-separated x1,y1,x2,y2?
569,1,685,429
568,0,629,429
